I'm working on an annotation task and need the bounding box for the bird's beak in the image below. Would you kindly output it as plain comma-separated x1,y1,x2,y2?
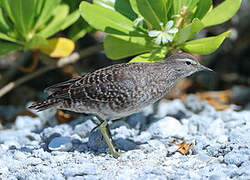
198,64,214,72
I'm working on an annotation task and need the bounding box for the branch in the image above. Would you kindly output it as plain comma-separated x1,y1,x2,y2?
0,44,103,98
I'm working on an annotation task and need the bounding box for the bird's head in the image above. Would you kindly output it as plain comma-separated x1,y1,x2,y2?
165,52,213,78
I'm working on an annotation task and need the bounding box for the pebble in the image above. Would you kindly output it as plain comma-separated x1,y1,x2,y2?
48,136,73,151
148,116,187,138
15,116,42,130
224,151,248,167
88,129,108,153
126,112,147,130
156,99,187,118
184,95,206,113
74,119,96,138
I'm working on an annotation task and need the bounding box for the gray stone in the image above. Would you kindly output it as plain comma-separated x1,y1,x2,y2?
74,119,96,138
41,124,73,142
133,131,152,143
63,163,98,177
224,151,248,167
115,138,138,151
148,116,187,138
88,129,108,153
156,99,188,118
48,136,73,151
15,116,42,130
126,112,147,130
184,95,206,113
110,119,130,129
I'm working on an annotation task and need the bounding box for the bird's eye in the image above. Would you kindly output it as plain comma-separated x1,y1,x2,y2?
185,61,191,65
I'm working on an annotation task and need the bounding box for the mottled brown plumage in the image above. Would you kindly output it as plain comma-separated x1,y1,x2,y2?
30,52,211,121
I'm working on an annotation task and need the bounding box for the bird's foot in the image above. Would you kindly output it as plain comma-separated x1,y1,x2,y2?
110,150,122,158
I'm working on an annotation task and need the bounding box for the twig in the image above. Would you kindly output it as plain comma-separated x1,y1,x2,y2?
0,44,103,98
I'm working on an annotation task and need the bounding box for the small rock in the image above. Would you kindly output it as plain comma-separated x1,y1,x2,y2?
134,131,152,143
141,139,166,153
41,125,73,142
63,163,98,177
115,138,138,151
197,152,211,162
70,115,94,127
156,99,187,118
112,125,138,139
126,112,147,130
209,174,224,180
26,157,43,166
207,118,226,138
141,104,154,116
110,120,130,129
15,116,42,130
88,129,108,153
48,136,73,151
184,95,205,113
45,132,62,144
13,151,26,161
148,116,187,138
224,151,248,167
74,119,96,138
231,85,250,105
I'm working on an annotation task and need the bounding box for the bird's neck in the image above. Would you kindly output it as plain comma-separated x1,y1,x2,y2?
147,62,180,94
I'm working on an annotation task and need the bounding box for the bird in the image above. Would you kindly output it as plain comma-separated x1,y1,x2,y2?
29,52,213,158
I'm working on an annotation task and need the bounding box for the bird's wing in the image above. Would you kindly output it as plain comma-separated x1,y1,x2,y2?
44,76,84,95
49,63,137,103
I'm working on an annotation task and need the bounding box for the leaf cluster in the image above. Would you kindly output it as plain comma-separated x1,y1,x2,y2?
79,0,241,62
0,0,80,56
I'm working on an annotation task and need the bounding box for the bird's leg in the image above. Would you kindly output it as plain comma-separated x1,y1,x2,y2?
90,116,104,133
98,120,121,158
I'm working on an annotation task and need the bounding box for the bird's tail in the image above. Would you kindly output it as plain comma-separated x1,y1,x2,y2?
29,98,61,111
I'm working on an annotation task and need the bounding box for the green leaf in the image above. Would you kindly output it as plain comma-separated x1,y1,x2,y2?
35,0,44,16
68,19,92,41
165,0,173,18
185,0,199,12
0,32,20,43
60,10,80,30
0,7,11,32
180,30,232,54
34,0,61,30
62,0,82,12
0,41,22,56
104,35,157,59
80,2,140,36
93,0,115,10
202,0,242,27
135,0,167,29
174,18,204,45
38,5,69,38
94,0,137,21
172,0,199,15
24,35,48,49
129,0,140,15
1,0,37,38
130,47,168,63
193,0,212,20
